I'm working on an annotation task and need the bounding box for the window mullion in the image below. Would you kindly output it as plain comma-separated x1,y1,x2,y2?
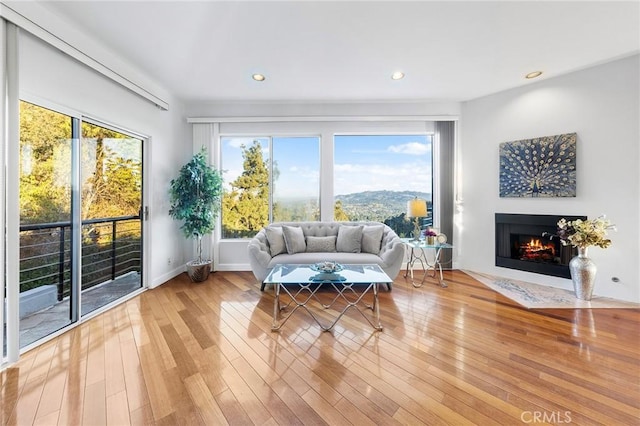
268,136,273,223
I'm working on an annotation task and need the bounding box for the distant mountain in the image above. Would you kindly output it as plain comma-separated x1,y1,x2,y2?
335,190,431,222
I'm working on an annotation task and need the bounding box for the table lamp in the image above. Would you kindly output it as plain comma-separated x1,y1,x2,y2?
406,197,427,241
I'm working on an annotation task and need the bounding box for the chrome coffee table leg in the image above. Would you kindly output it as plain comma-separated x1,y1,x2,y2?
271,282,281,331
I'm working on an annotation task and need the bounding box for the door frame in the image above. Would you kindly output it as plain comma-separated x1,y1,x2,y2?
4,96,149,361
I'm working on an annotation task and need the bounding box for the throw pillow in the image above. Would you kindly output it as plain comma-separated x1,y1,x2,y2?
265,227,287,256
336,225,363,253
282,225,306,254
306,236,337,253
361,225,384,254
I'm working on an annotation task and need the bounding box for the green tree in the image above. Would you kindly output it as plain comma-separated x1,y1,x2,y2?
82,123,141,220
222,141,270,237
19,101,73,224
20,102,142,224
86,156,141,219
334,200,350,221
384,213,413,238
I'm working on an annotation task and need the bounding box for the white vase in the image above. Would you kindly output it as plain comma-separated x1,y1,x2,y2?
569,247,596,301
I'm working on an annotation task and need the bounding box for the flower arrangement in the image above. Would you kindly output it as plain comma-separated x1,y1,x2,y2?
544,215,615,249
425,229,438,237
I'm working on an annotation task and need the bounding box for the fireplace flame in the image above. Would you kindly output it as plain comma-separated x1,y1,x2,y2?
528,238,544,250
520,238,556,260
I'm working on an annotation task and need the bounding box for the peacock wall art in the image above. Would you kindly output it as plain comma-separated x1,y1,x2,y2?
499,132,577,198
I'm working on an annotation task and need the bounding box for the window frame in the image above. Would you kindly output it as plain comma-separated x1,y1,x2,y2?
217,124,438,240
333,132,434,237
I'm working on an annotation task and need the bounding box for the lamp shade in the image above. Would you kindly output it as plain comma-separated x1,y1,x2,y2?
407,198,427,218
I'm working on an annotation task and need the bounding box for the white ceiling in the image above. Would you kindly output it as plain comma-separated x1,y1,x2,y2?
39,1,640,104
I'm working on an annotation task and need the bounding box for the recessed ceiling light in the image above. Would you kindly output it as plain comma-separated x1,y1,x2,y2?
252,73,266,81
525,71,543,79
391,71,405,80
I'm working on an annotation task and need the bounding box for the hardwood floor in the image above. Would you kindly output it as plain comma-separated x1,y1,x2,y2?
1,270,639,425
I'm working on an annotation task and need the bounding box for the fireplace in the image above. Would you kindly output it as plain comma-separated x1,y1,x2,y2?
495,213,586,278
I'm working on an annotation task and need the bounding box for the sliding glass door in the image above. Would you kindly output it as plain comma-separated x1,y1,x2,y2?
80,122,143,316
17,101,144,348
18,101,75,347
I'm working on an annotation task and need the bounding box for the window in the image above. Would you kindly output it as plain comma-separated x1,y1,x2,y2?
334,134,433,238
221,136,320,238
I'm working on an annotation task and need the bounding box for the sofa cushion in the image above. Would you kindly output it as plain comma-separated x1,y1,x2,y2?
282,225,306,254
268,252,383,268
336,225,363,253
265,226,287,256
361,224,384,254
306,236,337,253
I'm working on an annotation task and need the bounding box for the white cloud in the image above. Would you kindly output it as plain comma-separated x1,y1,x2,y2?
387,142,430,155
225,137,251,148
225,137,266,149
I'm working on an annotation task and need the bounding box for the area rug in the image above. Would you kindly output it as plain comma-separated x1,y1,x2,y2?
465,270,640,309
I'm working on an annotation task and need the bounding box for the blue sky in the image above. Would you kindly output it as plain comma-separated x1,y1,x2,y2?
221,134,432,198
334,134,432,196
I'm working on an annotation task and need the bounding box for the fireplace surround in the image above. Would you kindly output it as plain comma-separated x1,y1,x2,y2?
495,213,586,278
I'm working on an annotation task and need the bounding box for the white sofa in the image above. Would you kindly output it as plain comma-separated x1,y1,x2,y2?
247,221,405,290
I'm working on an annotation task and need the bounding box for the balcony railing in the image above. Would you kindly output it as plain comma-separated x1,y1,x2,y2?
20,215,142,301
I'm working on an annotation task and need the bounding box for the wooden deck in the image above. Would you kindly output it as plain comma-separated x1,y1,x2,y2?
1,270,638,425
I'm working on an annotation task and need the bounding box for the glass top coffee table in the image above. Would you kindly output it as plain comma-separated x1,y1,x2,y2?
263,263,392,332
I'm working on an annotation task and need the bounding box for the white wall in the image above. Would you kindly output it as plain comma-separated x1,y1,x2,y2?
460,55,640,303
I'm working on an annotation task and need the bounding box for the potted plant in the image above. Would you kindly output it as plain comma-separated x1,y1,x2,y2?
424,228,437,245
169,147,223,282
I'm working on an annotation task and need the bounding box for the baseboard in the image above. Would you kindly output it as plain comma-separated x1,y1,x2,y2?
150,264,185,288
216,263,251,271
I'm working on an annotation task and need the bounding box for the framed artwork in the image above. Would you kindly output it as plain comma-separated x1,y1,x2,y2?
499,132,576,197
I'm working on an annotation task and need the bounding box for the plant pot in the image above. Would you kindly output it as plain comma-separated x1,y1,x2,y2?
186,260,211,282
